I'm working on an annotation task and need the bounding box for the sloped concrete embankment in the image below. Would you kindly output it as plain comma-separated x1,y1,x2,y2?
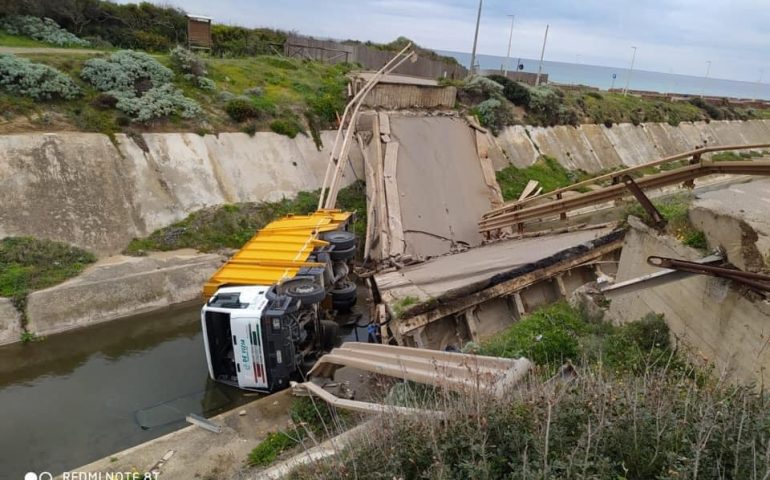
0,130,362,343
495,119,770,172
608,182,770,385
0,249,224,344
0,131,362,256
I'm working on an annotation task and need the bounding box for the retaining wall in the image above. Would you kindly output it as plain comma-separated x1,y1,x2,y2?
495,119,770,173
0,131,363,256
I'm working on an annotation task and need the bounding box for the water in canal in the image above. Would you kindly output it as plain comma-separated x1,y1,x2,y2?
0,302,251,479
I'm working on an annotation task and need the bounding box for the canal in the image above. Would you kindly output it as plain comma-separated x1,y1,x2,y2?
0,302,250,479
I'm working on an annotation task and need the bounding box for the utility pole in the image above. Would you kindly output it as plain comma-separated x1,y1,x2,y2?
503,14,515,76
535,24,549,86
622,46,637,96
469,0,483,75
700,60,712,97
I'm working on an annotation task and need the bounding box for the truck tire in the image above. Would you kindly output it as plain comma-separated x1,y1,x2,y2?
331,280,357,301
320,320,340,350
332,296,357,312
283,279,326,306
330,245,356,262
323,231,356,251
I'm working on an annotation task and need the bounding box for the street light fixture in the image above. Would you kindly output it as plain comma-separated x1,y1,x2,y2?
622,46,637,96
503,14,515,76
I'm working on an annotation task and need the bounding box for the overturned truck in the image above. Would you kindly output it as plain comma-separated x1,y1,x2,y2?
201,211,357,392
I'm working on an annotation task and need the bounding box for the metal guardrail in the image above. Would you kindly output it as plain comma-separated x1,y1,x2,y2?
480,143,770,234
482,143,770,221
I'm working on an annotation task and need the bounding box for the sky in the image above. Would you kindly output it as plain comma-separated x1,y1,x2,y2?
138,0,769,82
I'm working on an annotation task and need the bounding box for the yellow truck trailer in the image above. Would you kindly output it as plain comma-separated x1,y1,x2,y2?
200,210,357,392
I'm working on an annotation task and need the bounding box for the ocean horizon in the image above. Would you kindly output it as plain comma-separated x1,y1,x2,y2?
440,50,770,102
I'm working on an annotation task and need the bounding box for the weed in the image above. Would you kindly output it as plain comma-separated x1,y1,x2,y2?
0,237,96,303
496,155,589,200
247,431,300,466
124,181,366,254
20,330,40,343
391,296,419,318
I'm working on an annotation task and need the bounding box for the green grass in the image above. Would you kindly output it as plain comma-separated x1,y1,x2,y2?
0,51,351,137
572,90,704,125
624,192,709,250
477,302,677,374
391,296,419,318
248,396,352,467
496,155,590,201
0,237,96,300
124,181,366,255
0,31,55,48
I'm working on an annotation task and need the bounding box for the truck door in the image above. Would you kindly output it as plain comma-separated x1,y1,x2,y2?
230,316,268,390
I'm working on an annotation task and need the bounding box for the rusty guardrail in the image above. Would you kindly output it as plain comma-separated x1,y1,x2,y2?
482,143,770,221
480,143,770,234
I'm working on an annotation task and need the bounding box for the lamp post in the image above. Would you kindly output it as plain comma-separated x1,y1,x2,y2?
469,0,483,75
503,14,515,76
622,46,637,96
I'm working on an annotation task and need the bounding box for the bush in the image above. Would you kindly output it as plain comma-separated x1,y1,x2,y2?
0,54,81,100
527,86,564,126
113,84,202,122
463,75,503,99
184,74,215,90
82,50,173,92
479,302,586,366
486,74,531,106
169,46,207,76
0,15,90,47
270,118,303,138
475,97,514,135
225,97,260,122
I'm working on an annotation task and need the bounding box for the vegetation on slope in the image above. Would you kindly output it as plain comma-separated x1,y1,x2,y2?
124,181,366,255
287,303,770,480
0,237,96,338
624,192,708,250
496,155,590,201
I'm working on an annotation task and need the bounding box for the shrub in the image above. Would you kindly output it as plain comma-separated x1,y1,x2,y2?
603,118,614,128
527,86,564,126
81,50,173,92
0,54,81,100
184,74,215,90
486,74,531,106
479,302,586,366
112,84,202,122
169,46,207,76
475,97,514,135
225,97,260,122
0,16,90,47
270,118,304,138
244,86,264,97
462,75,503,99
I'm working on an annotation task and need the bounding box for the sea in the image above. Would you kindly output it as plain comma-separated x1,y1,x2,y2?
440,50,770,101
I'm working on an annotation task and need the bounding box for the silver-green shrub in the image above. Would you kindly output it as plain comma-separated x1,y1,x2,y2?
82,50,200,121
0,16,90,47
112,84,202,122
170,46,207,76
81,50,173,91
0,54,80,100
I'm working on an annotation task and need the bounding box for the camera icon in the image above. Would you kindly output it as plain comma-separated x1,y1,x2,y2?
25,473,53,480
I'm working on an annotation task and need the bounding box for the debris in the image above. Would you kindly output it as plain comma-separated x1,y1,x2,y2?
309,342,532,398
238,410,247,416
185,413,222,433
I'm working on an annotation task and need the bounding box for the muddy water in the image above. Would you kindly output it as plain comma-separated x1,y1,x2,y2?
0,302,250,479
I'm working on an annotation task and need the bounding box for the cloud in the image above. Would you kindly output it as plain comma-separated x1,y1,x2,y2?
120,0,767,81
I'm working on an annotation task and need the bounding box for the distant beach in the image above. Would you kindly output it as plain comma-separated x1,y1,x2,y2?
442,50,770,101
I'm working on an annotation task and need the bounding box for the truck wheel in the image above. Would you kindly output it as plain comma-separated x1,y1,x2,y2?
323,231,356,251
331,280,357,301
332,296,357,313
330,245,356,262
320,320,340,350
284,279,326,305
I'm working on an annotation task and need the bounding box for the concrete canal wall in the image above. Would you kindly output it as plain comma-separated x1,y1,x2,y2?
496,119,770,172
0,130,363,256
